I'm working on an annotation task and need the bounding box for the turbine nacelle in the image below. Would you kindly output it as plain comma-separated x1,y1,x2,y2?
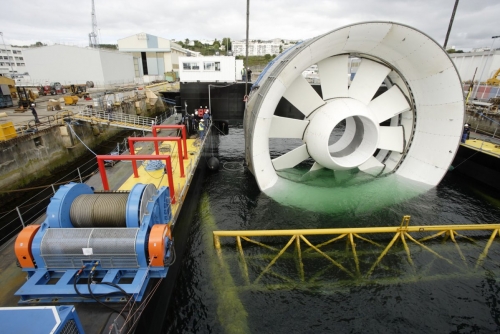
305,98,379,170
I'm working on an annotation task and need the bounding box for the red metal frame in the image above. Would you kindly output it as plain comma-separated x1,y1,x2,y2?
97,154,176,203
152,125,188,160
128,137,185,178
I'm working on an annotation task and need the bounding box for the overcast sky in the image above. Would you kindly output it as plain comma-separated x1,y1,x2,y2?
0,0,498,51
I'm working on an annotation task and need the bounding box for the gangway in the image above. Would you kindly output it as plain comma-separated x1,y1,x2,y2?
73,109,157,131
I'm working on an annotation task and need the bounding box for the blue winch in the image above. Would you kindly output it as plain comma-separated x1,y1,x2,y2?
14,182,173,303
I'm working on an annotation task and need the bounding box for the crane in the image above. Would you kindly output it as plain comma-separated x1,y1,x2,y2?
88,0,99,48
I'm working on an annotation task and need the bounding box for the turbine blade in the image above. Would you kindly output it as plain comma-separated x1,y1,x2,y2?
378,126,405,153
368,85,410,123
283,75,325,117
358,156,385,176
269,116,309,139
349,59,391,105
317,55,349,100
272,144,310,170
310,162,324,171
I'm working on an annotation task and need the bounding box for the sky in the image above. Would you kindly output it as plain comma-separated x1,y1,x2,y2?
0,0,498,51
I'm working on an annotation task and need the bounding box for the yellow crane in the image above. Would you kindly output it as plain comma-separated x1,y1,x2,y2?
486,68,500,85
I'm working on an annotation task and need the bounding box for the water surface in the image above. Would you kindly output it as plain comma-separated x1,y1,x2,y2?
166,128,500,333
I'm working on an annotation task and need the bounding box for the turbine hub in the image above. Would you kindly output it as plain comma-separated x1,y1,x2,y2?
305,98,379,170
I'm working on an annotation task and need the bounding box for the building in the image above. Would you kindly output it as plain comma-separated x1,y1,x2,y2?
449,50,500,83
178,56,244,82
22,45,135,87
118,33,189,83
0,44,30,83
232,40,281,56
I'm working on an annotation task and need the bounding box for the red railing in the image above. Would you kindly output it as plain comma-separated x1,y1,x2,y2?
152,125,188,160
96,154,176,203
128,137,185,178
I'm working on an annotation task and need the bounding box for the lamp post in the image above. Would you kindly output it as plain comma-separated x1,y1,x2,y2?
473,35,499,100
0,32,15,77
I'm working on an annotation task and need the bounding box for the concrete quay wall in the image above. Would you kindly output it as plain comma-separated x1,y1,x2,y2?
0,122,121,192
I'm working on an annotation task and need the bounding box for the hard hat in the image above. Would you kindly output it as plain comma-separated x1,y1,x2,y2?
205,106,208,108
200,106,202,108
205,110,208,113
31,103,35,107
200,119,204,122
192,113,194,116
464,124,469,127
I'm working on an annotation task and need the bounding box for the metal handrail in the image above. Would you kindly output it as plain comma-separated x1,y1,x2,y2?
76,109,157,128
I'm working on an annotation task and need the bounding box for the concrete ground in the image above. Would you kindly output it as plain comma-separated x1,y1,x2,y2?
0,94,95,130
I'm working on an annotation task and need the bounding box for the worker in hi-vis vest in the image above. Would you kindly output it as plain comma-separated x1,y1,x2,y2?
199,119,205,140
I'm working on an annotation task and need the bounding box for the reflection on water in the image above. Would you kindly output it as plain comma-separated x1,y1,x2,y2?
165,128,500,333
269,168,432,217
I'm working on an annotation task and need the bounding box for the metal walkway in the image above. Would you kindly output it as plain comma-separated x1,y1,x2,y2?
213,216,500,286
73,109,157,131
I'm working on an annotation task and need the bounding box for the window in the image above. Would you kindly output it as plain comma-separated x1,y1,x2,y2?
183,62,200,70
19,57,23,60
203,61,221,71
13,50,17,54
204,62,214,70
17,63,25,66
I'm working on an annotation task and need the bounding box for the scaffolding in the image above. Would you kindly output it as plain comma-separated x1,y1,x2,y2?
213,216,500,286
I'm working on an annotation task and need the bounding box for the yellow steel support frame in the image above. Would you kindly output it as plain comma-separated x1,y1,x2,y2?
213,216,500,283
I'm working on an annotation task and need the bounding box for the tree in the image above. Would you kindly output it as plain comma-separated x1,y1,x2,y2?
264,54,271,61
185,38,190,46
213,39,221,50
222,38,232,53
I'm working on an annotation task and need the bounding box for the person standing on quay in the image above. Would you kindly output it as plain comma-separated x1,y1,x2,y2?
247,67,253,82
199,119,205,140
29,104,41,124
461,124,470,143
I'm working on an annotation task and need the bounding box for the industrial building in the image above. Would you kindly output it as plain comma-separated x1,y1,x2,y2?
118,33,190,83
22,45,135,87
448,50,500,83
178,56,244,82
0,44,30,83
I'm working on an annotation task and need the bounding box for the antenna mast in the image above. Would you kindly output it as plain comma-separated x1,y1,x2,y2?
88,0,99,48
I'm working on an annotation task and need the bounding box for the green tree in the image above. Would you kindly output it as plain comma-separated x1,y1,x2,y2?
185,38,190,46
213,39,221,50
264,54,271,61
222,38,232,53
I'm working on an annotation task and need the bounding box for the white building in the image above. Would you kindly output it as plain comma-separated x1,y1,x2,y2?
449,50,500,83
178,56,244,82
22,45,135,86
118,33,189,83
232,40,281,56
0,44,30,83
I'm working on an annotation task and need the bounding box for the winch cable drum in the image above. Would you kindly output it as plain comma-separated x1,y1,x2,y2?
44,183,160,229
14,182,174,303
70,193,129,228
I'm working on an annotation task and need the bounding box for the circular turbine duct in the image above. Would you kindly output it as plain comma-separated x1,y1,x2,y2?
244,22,464,192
